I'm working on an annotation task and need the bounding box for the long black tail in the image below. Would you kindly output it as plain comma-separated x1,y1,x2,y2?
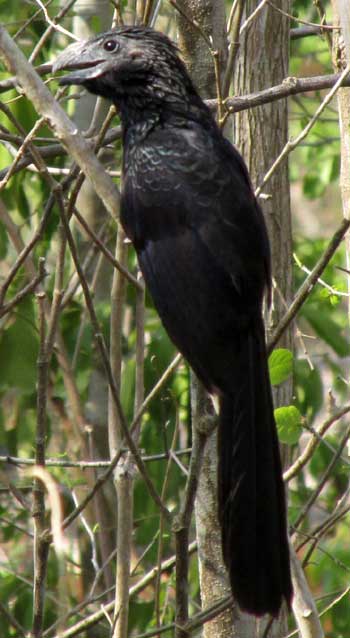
217,321,292,616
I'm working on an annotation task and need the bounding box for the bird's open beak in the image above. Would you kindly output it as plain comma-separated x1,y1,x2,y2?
53,40,111,85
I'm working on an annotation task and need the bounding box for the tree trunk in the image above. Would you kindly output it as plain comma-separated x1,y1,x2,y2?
233,0,293,359
233,2,292,635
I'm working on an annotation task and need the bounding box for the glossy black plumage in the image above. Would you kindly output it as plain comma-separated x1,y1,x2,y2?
54,27,292,616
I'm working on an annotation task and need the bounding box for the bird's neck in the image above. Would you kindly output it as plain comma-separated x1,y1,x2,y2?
115,93,214,144
117,99,161,131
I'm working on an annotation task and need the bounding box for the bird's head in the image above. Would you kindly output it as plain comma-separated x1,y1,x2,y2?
53,27,195,108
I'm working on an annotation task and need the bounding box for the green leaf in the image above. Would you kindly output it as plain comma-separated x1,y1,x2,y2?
275,405,302,444
330,294,340,307
303,173,325,199
268,348,293,386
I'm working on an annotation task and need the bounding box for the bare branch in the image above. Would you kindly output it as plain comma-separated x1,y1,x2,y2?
72,206,141,289
0,258,47,318
32,292,50,638
207,72,350,114
0,26,120,219
48,543,197,638
268,217,350,354
222,0,245,97
57,205,171,521
108,226,133,638
0,601,27,638
0,448,192,469
293,424,350,529
289,544,324,638
255,63,350,198
283,405,350,482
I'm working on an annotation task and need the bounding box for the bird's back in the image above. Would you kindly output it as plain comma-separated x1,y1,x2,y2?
121,116,270,393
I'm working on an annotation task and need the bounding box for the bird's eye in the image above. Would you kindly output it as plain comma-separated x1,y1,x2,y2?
103,40,117,52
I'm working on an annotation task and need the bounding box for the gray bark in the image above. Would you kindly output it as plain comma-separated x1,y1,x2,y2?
233,1,293,363
232,2,293,636
332,0,350,220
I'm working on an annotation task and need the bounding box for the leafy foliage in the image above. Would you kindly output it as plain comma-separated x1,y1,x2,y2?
274,405,302,444
269,348,293,386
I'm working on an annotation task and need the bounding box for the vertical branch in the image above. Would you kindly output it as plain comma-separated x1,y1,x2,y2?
108,227,128,456
45,212,66,359
113,253,144,638
113,468,134,638
290,544,324,638
133,276,145,440
191,380,238,637
32,187,67,638
332,0,350,336
32,292,49,638
222,0,246,98
112,269,145,638
174,524,190,638
173,377,216,638
155,418,179,629
108,227,132,638
143,0,155,24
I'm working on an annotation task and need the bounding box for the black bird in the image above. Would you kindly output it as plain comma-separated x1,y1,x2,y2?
53,27,292,616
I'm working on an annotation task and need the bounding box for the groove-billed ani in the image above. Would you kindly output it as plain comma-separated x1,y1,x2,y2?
53,27,292,616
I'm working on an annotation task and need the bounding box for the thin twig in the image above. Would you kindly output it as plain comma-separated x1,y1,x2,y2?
255,63,350,198
33,0,78,41
268,217,350,354
222,0,245,98
32,292,50,638
48,543,198,638
239,0,269,34
29,0,79,63
289,543,324,638
0,449,192,469
284,405,350,482
267,0,338,30
43,355,183,534
0,258,47,318
109,226,131,638
0,601,27,638
72,206,141,289
58,206,171,521
0,117,45,190
313,0,333,51
293,424,350,529
0,26,120,219
134,277,146,430
155,417,179,629
132,353,183,428
290,26,328,39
